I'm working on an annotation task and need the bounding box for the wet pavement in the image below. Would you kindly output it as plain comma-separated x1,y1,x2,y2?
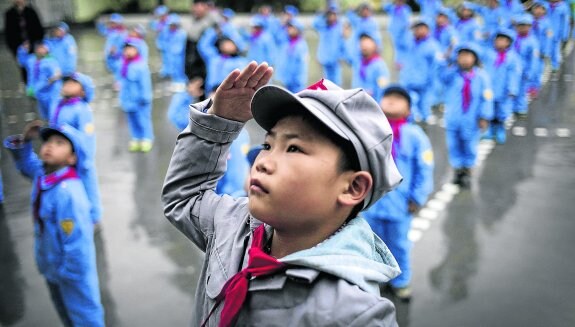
1,23,574,327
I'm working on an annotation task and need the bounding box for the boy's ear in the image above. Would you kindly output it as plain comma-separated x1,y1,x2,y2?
67,153,78,167
338,171,373,208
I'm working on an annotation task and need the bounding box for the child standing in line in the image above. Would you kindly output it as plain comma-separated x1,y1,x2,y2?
103,14,127,88
46,22,78,76
512,15,540,118
482,29,522,144
399,20,444,122
277,20,309,92
163,14,188,84
382,0,412,71
351,33,389,102
126,24,149,63
119,41,154,153
441,43,494,188
50,73,102,224
546,0,570,73
167,77,205,132
245,17,277,67
4,123,104,326
455,3,483,44
162,62,402,326
312,4,346,85
364,86,434,301
18,40,62,120
530,1,553,97
149,5,169,76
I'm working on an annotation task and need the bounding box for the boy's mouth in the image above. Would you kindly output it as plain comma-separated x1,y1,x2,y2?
249,178,269,194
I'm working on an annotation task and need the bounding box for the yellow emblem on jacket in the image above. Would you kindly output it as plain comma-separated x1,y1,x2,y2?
60,219,74,235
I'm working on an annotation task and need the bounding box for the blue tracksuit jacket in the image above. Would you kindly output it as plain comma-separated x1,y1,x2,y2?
455,18,483,43
215,129,250,197
382,3,412,63
312,14,346,85
547,1,571,69
351,55,389,102
483,48,522,121
163,27,187,82
513,32,540,113
167,91,195,131
45,34,77,76
277,36,309,93
245,30,277,67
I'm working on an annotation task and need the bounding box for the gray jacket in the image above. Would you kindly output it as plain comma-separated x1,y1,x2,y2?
162,100,401,326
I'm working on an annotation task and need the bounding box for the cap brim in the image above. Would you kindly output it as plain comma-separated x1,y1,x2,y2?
251,85,349,141
40,127,68,142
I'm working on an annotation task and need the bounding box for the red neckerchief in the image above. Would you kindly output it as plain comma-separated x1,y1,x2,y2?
121,54,141,78
33,167,79,234
360,54,380,80
202,225,287,327
251,29,263,40
456,17,470,28
461,69,475,113
289,35,300,50
495,49,507,67
51,97,82,125
388,118,407,159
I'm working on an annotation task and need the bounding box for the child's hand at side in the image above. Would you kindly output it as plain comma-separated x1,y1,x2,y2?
209,61,273,122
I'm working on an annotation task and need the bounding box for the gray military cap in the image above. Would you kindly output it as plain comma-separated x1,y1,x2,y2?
251,79,403,209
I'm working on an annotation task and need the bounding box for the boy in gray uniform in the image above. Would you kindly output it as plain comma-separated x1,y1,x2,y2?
162,62,403,326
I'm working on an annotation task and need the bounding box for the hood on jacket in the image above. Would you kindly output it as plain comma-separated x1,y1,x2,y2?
276,217,401,296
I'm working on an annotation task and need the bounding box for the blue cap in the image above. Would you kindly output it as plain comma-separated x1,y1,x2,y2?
284,5,299,16
67,72,95,103
513,14,534,25
495,28,516,42
40,124,90,171
327,2,339,12
57,22,69,32
222,8,235,19
109,13,124,24
532,0,549,10
167,13,181,25
35,39,49,52
287,19,304,32
154,5,168,16
250,16,265,27
460,1,475,11
247,145,263,166
456,42,482,63
132,23,147,37
437,6,453,17
383,85,411,107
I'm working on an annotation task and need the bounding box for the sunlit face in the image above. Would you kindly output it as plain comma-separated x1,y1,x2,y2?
287,25,299,37
360,36,377,57
249,116,350,232
61,80,84,98
40,134,76,168
123,45,138,58
436,14,449,26
326,12,337,25
457,50,477,70
515,24,531,35
494,36,511,51
381,94,410,119
413,25,430,39
219,39,238,55
532,6,545,17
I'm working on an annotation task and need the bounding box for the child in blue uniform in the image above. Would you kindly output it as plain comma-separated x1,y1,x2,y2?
482,29,522,144
530,1,554,97
150,6,170,77
103,14,128,88
46,22,77,76
351,34,390,102
416,0,442,20
455,3,483,43
167,77,204,131
18,41,62,120
347,3,382,48
312,5,346,86
198,30,249,93
246,17,277,67
119,41,154,152
364,86,434,301
398,20,444,122
466,0,511,45
4,123,104,326
546,0,570,72
382,0,413,69
277,20,309,92
49,73,102,224
512,15,540,117
440,43,494,187
163,14,188,84
433,8,459,105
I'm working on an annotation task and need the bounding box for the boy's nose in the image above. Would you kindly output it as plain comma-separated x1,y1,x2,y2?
255,153,275,174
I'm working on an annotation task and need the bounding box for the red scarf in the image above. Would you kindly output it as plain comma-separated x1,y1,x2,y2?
360,54,380,80
388,118,407,159
461,69,475,113
495,50,507,67
288,35,300,50
33,167,79,234
51,97,82,125
121,54,141,78
202,225,287,327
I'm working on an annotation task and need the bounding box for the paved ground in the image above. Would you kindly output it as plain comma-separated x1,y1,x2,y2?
0,22,574,327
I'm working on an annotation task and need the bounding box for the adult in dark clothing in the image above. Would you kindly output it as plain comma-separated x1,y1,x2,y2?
184,0,220,83
4,0,45,83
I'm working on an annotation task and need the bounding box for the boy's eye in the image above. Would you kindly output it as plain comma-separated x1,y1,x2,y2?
287,145,301,153
261,143,271,151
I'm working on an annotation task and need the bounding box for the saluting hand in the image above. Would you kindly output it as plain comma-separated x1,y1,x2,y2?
209,61,273,123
